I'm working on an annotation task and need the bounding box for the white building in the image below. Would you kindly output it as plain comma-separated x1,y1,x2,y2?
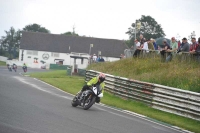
19,32,128,70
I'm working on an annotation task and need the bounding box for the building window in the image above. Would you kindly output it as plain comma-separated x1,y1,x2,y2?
26,50,38,55
27,51,32,55
54,59,64,65
51,52,59,57
32,51,38,55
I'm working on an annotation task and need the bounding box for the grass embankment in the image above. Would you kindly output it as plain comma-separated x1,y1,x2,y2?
30,70,84,95
29,70,200,133
88,57,200,92
0,61,6,66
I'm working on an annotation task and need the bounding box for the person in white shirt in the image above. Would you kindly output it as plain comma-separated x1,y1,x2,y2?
135,39,140,48
142,39,149,53
133,39,142,57
93,54,97,62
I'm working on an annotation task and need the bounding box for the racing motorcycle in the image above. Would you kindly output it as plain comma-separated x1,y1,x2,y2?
22,66,27,73
71,85,103,110
12,65,17,72
7,64,12,72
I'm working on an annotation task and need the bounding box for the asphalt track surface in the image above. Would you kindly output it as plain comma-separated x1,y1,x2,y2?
0,66,189,133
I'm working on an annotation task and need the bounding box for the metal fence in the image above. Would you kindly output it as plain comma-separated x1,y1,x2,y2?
85,70,200,121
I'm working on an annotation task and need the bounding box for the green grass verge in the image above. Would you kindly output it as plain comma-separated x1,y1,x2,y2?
0,61,6,66
87,57,200,92
29,70,200,133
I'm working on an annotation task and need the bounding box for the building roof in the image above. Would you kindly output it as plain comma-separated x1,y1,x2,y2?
20,31,129,58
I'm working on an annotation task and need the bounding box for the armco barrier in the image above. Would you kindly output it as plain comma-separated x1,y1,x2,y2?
85,70,200,121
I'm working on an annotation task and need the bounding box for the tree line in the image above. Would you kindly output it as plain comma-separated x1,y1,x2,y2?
0,15,166,58
0,24,52,59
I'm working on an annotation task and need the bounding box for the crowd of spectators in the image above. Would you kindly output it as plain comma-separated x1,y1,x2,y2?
132,34,200,62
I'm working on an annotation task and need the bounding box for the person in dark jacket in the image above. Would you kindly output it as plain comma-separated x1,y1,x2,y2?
177,38,189,53
190,37,200,62
160,39,171,62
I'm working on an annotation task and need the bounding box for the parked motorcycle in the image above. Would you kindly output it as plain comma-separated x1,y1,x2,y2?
22,66,27,73
71,85,103,110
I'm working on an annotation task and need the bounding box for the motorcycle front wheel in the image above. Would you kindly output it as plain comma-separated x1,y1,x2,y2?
71,96,79,107
83,95,96,110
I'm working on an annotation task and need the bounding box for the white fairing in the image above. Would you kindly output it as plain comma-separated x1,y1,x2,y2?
92,87,97,95
98,93,103,98
92,87,103,97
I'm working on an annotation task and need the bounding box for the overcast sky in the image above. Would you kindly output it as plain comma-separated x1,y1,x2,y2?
0,0,200,41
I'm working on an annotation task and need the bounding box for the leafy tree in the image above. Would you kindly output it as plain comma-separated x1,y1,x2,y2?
61,31,79,36
126,15,166,41
23,23,50,33
1,27,21,58
0,39,4,56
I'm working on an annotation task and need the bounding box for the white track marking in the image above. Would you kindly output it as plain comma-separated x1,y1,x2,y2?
14,76,71,100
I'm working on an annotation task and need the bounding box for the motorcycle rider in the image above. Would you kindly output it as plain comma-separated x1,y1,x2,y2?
23,63,27,68
12,63,17,69
7,64,12,71
22,63,27,72
78,73,106,103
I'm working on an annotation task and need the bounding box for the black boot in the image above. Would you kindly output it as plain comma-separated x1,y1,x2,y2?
96,97,100,103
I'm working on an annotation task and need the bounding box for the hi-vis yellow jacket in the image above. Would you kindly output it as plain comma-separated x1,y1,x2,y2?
87,77,105,93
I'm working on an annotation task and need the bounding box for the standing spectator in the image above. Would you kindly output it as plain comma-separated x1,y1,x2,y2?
170,37,178,51
151,38,158,50
120,54,124,59
160,39,171,62
93,54,97,62
189,37,198,53
139,34,145,46
135,39,140,48
177,38,190,53
179,40,184,49
96,56,101,62
148,39,155,50
99,57,105,62
133,39,142,57
142,39,149,53
89,54,93,64
190,37,200,62
177,40,181,48
166,37,178,62
196,37,200,62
